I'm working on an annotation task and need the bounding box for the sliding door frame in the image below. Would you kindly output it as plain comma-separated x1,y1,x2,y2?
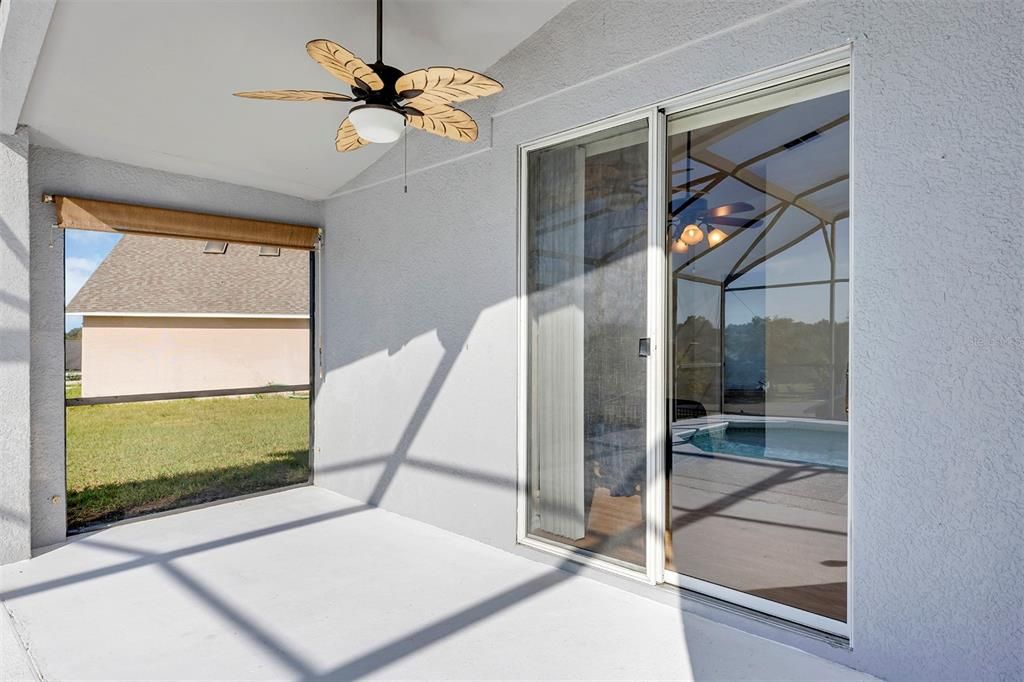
516,107,662,584
658,52,852,638
516,46,853,636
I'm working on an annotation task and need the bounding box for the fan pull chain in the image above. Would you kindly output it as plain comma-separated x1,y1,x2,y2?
403,118,408,194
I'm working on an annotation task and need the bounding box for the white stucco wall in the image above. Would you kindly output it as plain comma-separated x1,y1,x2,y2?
0,0,56,134
316,1,1024,679
18,145,321,550
0,129,32,564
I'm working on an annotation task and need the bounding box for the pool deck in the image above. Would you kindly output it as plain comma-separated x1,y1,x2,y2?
543,417,848,620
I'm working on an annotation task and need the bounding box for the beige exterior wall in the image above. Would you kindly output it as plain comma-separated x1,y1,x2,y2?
80,316,309,397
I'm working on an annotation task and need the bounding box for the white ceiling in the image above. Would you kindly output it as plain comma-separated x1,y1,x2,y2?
21,0,570,199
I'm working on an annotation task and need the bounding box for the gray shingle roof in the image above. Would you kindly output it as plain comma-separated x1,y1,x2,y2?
67,235,309,316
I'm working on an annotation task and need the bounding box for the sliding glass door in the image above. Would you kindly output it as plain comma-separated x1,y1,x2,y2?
521,63,850,634
524,118,650,567
665,68,850,630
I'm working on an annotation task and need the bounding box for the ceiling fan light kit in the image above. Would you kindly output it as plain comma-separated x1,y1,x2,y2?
680,223,706,246
706,227,728,246
348,104,405,143
233,0,503,152
670,239,690,254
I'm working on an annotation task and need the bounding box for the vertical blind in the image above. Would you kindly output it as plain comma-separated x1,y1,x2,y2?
528,145,587,540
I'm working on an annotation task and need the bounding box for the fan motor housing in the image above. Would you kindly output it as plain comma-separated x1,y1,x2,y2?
357,62,405,104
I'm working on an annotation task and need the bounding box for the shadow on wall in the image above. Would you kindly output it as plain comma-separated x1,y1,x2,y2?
0,215,30,272
0,507,29,529
0,329,31,363
323,321,477,508
316,209,504,506
0,214,31,360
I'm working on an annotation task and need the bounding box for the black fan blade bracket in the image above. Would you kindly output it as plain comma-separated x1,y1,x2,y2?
708,201,756,218
709,216,764,228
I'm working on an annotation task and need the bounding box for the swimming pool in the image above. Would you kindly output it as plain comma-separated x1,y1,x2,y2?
678,421,848,469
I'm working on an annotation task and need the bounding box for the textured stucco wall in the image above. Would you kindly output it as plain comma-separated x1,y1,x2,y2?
0,0,56,134
316,1,1024,679
79,316,309,397
0,129,32,564
22,147,321,550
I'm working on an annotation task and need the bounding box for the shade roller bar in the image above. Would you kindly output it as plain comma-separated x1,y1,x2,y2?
50,195,319,250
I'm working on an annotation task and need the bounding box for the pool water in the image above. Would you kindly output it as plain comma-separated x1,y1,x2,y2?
687,424,848,468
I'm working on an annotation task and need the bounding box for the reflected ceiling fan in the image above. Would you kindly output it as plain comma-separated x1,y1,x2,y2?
670,132,762,252
671,198,760,253
233,0,503,151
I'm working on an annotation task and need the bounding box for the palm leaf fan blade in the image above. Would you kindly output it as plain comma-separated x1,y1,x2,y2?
306,39,384,91
396,67,502,105
405,102,478,142
336,117,371,151
233,90,353,101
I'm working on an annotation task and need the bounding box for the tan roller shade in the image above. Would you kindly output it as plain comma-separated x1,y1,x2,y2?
53,195,319,250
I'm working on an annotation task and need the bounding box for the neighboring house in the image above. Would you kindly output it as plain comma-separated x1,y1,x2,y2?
66,235,309,397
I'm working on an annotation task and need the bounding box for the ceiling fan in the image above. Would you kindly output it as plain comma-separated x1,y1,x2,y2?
670,199,760,253
233,0,503,151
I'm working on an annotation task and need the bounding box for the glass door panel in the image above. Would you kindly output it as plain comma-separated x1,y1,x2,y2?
525,119,649,567
666,70,850,625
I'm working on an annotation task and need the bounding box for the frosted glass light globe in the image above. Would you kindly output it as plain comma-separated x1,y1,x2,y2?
670,238,689,253
707,227,728,246
349,105,405,143
680,223,705,246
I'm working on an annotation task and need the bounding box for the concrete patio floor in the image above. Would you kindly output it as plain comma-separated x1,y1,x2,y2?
0,486,871,681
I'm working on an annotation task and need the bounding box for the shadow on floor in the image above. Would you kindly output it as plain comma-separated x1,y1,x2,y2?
67,449,309,530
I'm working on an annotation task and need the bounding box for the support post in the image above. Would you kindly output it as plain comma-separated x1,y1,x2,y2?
0,129,33,564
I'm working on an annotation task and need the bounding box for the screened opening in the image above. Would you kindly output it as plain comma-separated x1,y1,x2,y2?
64,229,313,531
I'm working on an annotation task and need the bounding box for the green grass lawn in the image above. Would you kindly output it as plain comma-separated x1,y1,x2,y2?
66,394,309,529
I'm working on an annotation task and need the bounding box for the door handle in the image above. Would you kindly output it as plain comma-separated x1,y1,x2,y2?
638,337,651,358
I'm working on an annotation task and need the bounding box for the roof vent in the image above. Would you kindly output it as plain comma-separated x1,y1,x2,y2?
203,241,228,254
258,246,281,257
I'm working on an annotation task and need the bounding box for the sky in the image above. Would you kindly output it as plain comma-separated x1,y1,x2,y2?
64,230,121,331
